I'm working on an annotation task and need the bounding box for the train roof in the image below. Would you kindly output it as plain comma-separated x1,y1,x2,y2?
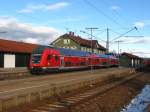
32,45,90,57
96,54,109,58
32,45,53,54
32,45,118,59
57,48,91,57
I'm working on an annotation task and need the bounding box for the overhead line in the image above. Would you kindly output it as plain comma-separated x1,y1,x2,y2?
101,0,130,26
80,30,106,42
135,28,144,37
110,27,137,42
109,29,121,35
83,0,125,28
102,0,145,37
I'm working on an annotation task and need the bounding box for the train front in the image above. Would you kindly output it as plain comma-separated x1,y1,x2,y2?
30,45,60,73
29,46,47,73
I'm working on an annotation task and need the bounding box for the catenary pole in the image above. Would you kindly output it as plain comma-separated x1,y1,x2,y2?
85,27,98,73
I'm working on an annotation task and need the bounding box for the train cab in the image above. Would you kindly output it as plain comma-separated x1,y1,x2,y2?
30,45,60,72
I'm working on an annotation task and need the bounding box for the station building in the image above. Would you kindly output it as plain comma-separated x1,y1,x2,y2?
0,39,37,69
51,31,106,54
119,52,143,68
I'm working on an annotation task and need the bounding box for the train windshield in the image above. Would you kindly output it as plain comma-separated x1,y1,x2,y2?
32,46,45,54
31,46,47,64
32,54,42,64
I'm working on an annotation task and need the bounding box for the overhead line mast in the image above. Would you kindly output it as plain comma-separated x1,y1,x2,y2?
85,27,98,74
85,27,99,53
106,28,109,53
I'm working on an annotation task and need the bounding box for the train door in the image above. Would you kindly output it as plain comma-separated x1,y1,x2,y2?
60,57,64,68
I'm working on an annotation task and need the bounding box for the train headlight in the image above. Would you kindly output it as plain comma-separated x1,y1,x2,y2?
48,62,50,66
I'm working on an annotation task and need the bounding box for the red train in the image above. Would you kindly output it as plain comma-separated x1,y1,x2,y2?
30,45,119,73
144,59,150,67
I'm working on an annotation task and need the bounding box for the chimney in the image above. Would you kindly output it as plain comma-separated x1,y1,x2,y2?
69,31,74,36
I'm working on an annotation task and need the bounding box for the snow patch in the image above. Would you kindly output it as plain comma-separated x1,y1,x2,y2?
121,85,150,112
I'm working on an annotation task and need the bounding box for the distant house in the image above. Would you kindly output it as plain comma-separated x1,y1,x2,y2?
119,52,143,68
0,39,38,68
51,31,106,54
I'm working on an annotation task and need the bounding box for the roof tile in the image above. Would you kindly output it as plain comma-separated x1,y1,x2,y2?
60,33,106,51
121,52,141,59
0,39,38,53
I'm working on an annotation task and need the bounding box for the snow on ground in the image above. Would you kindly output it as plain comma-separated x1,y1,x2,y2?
121,85,150,112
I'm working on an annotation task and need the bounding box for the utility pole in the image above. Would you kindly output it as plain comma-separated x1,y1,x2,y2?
85,27,98,73
115,40,124,57
114,40,123,67
85,27,98,53
106,28,109,53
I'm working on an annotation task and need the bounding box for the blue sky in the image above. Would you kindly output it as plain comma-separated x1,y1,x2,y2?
0,0,150,57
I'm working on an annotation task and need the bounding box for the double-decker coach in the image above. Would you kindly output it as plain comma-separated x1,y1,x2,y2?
30,45,119,73
30,45,91,73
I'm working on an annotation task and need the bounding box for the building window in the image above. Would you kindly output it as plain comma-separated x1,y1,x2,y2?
89,48,92,52
81,47,84,51
64,39,70,44
73,46,77,49
71,46,76,49
94,49,97,53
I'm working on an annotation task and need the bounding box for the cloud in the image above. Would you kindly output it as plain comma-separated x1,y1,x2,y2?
111,36,150,57
18,2,69,13
114,36,150,44
24,37,38,43
0,17,61,44
42,17,84,25
110,6,120,11
123,48,150,58
134,21,145,28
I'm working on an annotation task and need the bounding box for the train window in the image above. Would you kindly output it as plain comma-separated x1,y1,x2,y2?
96,59,99,62
81,62,86,65
65,62,71,66
55,56,59,61
47,55,51,60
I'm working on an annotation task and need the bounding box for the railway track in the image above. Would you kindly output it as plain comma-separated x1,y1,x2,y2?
18,72,140,112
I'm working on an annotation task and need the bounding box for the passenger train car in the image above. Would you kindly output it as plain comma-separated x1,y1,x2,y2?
30,45,119,73
143,59,150,67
